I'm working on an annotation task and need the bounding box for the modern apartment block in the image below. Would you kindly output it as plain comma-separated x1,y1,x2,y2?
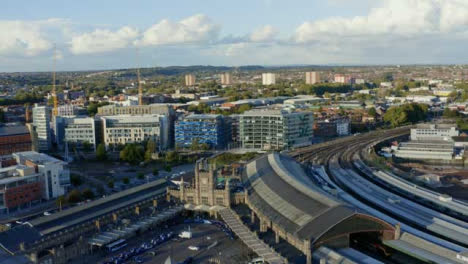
57,104,86,117
239,108,314,150
185,74,196,86
101,115,169,150
32,104,51,152
219,72,232,85
334,74,355,84
0,165,42,214
305,72,320,84
262,73,276,85
13,151,70,200
97,104,174,116
410,124,459,141
55,116,97,151
175,114,227,149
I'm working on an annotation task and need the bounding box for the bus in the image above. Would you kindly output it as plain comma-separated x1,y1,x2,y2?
105,239,128,252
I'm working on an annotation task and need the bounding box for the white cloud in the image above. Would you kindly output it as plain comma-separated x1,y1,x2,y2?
0,20,54,56
294,0,468,43
70,26,138,55
136,14,220,46
249,25,277,42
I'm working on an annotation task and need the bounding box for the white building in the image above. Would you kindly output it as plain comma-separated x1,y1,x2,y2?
13,151,70,200
101,115,169,150
283,95,328,106
219,72,232,85
410,124,459,141
239,108,314,150
185,74,196,86
32,104,51,152
336,118,351,136
305,72,320,84
262,73,276,85
57,104,81,117
55,116,97,151
405,95,438,104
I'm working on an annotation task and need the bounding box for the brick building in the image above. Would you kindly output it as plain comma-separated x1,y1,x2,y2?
0,124,32,165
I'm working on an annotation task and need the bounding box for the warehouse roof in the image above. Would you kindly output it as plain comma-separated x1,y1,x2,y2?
0,125,29,137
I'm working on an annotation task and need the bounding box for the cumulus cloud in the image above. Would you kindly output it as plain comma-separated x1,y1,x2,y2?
136,14,220,46
0,20,54,56
249,25,277,42
70,26,139,55
294,0,468,43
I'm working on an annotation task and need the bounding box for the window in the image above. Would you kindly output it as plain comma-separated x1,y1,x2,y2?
201,197,209,205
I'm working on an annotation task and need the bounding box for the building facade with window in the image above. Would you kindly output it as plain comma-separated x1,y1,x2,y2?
101,115,169,150
13,151,70,200
175,114,227,149
32,105,51,152
239,108,314,150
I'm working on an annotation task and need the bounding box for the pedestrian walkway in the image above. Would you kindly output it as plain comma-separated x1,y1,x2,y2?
219,208,285,264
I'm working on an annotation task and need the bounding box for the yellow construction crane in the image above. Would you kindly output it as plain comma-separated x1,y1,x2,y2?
136,48,143,106
52,46,58,116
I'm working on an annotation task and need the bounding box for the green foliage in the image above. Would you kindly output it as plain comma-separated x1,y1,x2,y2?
443,108,459,119
152,168,159,176
82,188,95,200
107,180,114,189
120,144,144,164
56,195,67,207
383,103,428,128
67,189,82,204
164,165,172,172
0,109,5,123
70,174,82,186
298,83,352,96
165,151,180,163
144,139,157,161
122,177,130,184
87,102,110,116
188,103,211,114
82,141,92,152
96,143,107,161
368,107,377,117
137,172,144,179
236,104,252,114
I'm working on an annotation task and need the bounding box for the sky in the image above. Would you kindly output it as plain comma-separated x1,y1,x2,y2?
1,0,468,72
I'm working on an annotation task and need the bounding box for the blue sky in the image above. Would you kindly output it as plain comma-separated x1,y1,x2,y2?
1,0,468,72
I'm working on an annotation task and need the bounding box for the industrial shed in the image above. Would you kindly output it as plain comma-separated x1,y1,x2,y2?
242,153,395,264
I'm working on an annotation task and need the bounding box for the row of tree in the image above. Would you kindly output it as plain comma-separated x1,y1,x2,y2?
383,103,429,127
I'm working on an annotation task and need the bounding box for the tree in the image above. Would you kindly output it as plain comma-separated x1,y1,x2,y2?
383,103,428,128
82,188,95,200
443,108,459,118
145,139,157,161
164,164,172,172
120,144,144,164
70,174,82,186
190,138,200,151
122,177,130,184
200,143,211,151
82,141,92,152
152,168,159,176
0,109,5,123
165,151,179,163
107,180,114,189
56,195,67,208
96,184,105,195
96,143,107,161
368,107,377,118
137,172,145,180
67,189,82,204
236,104,251,114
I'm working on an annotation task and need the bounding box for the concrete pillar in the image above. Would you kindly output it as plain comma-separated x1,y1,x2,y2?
260,220,267,232
275,232,280,244
153,199,158,207
251,211,255,224
306,252,312,264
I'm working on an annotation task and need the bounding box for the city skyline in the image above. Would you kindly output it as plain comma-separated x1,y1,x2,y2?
2,0,468,72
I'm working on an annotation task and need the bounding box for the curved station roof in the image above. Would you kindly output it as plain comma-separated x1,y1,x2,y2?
243,153,394,245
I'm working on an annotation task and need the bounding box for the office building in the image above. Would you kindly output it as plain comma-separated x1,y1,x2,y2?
394,141,456,161
0,124,32,157
97,104,174,116
13,151,70,200
262,73,276,85
57,105,86,117
55,116,97,151
305,72,320,84
220,72,232,85
101,115,169,150
185,74,196,86
239,108,314,150
32,105,51,152
314,118,350,138
0,165,43,214
410,124,459,141
175,114,227,149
